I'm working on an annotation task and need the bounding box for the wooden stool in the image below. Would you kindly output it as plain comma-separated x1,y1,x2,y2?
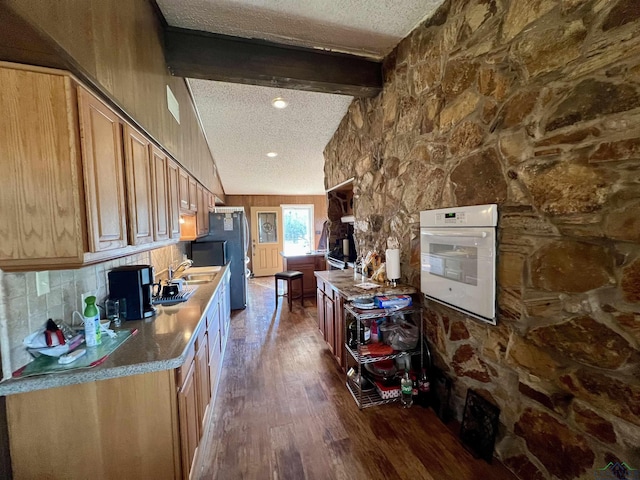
275,271,304,312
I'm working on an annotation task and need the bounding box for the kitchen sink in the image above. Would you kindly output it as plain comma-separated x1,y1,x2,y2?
183,273,217,285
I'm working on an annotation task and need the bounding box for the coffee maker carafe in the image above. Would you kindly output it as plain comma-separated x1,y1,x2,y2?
108,265,157,320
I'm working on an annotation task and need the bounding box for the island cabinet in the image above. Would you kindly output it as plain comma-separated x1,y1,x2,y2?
282,253,327,298
315,277,346,370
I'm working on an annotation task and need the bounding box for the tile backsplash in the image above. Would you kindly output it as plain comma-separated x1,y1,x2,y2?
0,243,186,379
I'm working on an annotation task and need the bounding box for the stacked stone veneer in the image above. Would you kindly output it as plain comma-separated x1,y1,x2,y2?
323,0,640,478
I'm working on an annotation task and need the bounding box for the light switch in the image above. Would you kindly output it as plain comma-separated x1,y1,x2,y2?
36,271,50,296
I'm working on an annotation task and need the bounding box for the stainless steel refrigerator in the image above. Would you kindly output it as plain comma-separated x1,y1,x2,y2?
190,207,249,310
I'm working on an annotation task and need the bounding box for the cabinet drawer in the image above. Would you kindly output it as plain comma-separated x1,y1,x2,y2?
325,286,335,302
176,344,195,387
316,278,325,293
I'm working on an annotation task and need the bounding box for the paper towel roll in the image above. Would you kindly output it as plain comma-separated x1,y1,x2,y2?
386,248,401,280
342,238,350,257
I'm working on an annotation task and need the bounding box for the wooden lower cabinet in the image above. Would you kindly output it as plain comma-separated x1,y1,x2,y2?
6,273,232,480
7,370,182,480
316,287,326,337
178,358,200,479
315,277,346,371
194,327,211,433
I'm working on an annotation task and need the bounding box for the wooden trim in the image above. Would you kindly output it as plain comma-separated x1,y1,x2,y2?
164,27,382,97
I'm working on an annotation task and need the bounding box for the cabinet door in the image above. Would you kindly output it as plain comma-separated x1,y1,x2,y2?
208,330,222,398
325,295,335,355
150,145,170,242
77,87,128,252
316,288,325,336
166,158,181,239
178,168,190,211
189,176,198,212
195,335,210,434
123,125,154,245
334,295,345,370
196,184,209,237
177,360,199,480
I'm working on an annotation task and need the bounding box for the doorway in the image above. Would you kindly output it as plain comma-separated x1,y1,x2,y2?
250,206,283,276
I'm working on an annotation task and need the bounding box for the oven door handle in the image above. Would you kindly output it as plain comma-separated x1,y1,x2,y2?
422,231,488,239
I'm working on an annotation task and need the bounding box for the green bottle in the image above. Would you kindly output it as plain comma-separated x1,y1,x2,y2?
83,296,101,347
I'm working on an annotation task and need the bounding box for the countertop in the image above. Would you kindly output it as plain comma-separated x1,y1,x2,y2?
314,269,417,301
0,265,229,396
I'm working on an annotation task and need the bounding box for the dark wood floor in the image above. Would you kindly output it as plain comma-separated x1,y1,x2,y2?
195,277,517,480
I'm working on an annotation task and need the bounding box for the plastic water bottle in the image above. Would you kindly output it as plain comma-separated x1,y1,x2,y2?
401,370,413,408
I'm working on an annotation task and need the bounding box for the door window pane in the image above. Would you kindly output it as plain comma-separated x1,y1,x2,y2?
258,212,278,243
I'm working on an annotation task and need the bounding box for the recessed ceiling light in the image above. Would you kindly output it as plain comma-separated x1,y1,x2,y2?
271,97,288,109
266,152,278,158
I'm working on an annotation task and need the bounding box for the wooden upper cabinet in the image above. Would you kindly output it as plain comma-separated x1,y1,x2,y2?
166,159,181,239
123,125,154,246
77,87,129,253
196,183,209,237
189,176,198,212
178,168,190,211
150,145,170,242
0,68,84,267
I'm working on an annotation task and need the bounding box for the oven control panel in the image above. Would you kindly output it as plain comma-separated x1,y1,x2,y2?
436,212,467,225
420,204,498,228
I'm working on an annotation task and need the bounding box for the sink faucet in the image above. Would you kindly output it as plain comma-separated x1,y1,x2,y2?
168,259,193,281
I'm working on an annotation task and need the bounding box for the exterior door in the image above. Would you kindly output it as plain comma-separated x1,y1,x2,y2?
250,206,283,277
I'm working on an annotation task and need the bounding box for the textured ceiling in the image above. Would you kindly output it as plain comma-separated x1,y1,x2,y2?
157,0,445,196
157,0,443,58
190,79,352,195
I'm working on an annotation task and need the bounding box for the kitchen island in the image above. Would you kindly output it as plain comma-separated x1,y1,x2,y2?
314,269,416,370
1,265,231,480
280,250,327,298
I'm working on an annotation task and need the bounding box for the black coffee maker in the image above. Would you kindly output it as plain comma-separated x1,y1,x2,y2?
108,265,157,320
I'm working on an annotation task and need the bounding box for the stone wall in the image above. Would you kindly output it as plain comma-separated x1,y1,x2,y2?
323,0,640,478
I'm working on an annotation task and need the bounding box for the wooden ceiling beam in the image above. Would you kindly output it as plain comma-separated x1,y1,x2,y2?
164,27,382,97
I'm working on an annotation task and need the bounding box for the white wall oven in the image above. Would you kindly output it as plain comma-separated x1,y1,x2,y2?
420,204,498,325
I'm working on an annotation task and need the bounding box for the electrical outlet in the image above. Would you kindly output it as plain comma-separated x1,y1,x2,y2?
36,271,50,296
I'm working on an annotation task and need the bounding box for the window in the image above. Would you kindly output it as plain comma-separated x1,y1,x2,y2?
282,204,314,255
